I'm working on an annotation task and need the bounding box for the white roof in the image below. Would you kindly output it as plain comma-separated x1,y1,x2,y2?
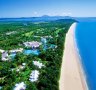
33,61,44,69
9,48,23,53
2,52,9,61
16,69,20,72
29,70,39,82
22,63,26,66
14,82,26,90
24,41,41,48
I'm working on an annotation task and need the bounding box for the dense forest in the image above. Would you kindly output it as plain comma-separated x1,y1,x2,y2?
0,19,75,90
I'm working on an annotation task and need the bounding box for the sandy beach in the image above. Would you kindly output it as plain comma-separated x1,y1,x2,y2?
59,23,88,90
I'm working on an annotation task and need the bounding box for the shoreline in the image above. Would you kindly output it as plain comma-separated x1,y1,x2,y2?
73,24,89,90
59,23,88,90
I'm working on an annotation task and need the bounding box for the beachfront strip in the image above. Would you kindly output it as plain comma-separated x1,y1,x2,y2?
59,23,88,90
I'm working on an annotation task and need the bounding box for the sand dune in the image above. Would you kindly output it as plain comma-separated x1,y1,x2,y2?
59,23,88,90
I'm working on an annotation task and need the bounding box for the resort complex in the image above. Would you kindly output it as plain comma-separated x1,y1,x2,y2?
0,19,75,90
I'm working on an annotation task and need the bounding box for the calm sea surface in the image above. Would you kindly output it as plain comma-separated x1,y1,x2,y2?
75,21,96,90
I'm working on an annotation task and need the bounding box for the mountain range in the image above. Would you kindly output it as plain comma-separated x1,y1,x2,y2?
0,15,96,22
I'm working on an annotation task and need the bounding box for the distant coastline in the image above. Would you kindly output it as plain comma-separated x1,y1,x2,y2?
0,16,96,22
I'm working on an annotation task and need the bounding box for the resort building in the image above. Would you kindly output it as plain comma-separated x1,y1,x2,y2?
33,61,44,69
29,70,39,82
6,31,17,35
16,68,20,72
19,63,26,69
9,48,23,53
14,82,26,90
16,63,26,72
23,41,42,49
44,35,53,38
22,63,26,66
1,51,8,61
1,48,23,60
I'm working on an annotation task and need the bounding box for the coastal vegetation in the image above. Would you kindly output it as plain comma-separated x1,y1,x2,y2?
0,19,75,90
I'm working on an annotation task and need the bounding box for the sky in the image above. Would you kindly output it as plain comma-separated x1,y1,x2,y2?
0,0,96,18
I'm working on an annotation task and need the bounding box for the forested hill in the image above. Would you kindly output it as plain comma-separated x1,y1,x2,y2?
0,16,74,22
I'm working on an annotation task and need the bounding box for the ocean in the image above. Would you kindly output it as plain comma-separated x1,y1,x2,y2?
75,21,96,90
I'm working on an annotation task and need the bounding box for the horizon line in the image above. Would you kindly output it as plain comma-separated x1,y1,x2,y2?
0,15,96,18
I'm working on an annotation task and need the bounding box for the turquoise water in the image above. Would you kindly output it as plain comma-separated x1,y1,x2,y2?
49,44,57,48
23,49,40,55
75,21,96,90
9,44,56,58
43,44,57,50
10,52,16,58
10,49,40,58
